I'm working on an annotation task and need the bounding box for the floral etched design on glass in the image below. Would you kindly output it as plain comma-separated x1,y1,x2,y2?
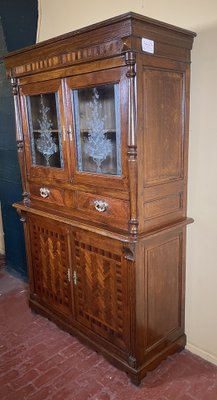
27,93,63,168
73,84,121,175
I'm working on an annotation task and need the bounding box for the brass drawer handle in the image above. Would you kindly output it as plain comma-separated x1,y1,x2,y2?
94,200,108,212
40,187,50,198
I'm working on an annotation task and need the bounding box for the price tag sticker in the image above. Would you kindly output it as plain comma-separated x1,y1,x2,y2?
141,38,154,54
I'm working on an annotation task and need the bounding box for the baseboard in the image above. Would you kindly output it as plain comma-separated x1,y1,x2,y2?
186,342,217,366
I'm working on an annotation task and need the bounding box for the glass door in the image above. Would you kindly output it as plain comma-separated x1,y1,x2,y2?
66,68,128,189
73,84,121,175
20,79,69,181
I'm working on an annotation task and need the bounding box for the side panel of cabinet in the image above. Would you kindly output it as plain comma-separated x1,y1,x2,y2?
141,59,190,232
71,229,130,350
143,68,184,185
27,214,73,320
139,227,186,363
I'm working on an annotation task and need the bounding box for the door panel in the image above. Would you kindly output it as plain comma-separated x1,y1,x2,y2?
20,79,69,181
71,229,129,349
66,68,128,190
28,215,72,319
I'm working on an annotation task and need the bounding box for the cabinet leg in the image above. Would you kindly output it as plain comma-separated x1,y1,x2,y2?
30,308,38,316
129,373,143,386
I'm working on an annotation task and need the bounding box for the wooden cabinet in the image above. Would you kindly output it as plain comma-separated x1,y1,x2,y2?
4,12,196,384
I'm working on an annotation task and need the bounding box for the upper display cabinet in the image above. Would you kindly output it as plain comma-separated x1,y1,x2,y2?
19,66,128,190
4,12,196,234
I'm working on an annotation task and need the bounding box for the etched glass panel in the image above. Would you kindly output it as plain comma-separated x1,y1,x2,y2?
27,93,63,168
72,84,121,175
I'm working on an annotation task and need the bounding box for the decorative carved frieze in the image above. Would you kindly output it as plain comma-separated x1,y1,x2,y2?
10,39,126,77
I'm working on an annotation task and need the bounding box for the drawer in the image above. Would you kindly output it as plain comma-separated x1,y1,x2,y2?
76,191,129,226
29,184,65,206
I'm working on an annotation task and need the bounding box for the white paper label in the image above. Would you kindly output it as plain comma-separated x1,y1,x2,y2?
142,38,154,54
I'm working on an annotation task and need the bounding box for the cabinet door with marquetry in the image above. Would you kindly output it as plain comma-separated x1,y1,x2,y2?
71,229,129,350
28,215,72,320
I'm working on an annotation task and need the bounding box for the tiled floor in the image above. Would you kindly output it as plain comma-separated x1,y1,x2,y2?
1,267,217,400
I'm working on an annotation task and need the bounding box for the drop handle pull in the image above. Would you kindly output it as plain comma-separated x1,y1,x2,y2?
94,200,108,212
40,187,50,198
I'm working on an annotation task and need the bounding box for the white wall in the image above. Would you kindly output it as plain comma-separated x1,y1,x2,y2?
37,0,217,364
186,22,217,364
37,0,217,40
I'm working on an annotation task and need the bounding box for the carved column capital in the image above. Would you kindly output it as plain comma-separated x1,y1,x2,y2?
16,209,26,223
16,140,24,152
125,51,136,66
123,241,136,261
128,220,139,238
10,77,19,95
22,192,30,205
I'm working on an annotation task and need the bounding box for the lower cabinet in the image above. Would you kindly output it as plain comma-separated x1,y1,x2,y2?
28,215,130,350
25,212,187,384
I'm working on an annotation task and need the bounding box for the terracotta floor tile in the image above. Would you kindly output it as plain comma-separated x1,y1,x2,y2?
1,268,217,400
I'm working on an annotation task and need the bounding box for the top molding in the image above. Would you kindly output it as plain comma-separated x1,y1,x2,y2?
4,12,196,79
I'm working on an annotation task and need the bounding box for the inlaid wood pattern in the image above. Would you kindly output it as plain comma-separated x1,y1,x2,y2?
73,234,126,348
29,217,72,317
11,39,124,77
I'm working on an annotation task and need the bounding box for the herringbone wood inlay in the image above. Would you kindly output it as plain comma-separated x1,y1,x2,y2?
29,217,72,318
73,235,126,349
